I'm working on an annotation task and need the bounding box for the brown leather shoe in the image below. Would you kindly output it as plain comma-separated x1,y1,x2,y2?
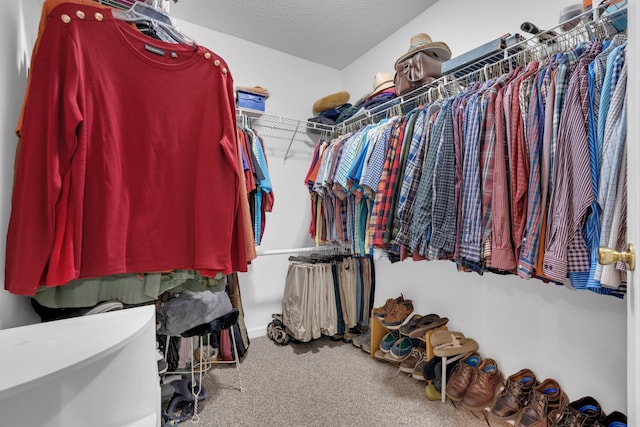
462,358,504,408
381,299,414,329
445,352,482,402
372,294,404,319
491,368,537,419
553,396,602,427
515,378,569,427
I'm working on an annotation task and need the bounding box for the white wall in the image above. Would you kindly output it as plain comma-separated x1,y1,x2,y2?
0,0,43,330
341,0,628,415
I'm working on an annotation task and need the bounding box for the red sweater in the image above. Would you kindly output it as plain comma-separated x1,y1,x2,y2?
6,4,246,295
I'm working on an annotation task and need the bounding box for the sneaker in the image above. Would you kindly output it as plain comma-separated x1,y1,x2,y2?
342,331,355,343
381,299,414,329
400,347,425,374
361,336,372,354
389,336,416,361
352,331,370,349
514,378,569,427
555,396,603,426
372,294,404,320
379,331,399,353
374,349,387,362
383,351,402,364
413,357,428,381
491,368,537,420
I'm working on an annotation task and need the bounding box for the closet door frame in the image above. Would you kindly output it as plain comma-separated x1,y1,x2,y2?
627,2,638,425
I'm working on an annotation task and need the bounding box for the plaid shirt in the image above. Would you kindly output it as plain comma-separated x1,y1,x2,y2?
429,98,457,256
594,47,627,287
371,118,406,248
409,102,445,254
394,109,427,248
386,111,420,246
361,121,395,199
585,36,626,295
597,42,626,161
459,91,484,262
508,63,539,263
452,86,479,260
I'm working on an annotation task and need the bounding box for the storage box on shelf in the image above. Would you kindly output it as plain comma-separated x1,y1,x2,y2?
236,90,267,112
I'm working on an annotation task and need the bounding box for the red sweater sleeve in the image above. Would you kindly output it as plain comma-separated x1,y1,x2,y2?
6,17,83,295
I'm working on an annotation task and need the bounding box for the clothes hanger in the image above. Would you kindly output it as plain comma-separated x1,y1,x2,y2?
112,1,197,47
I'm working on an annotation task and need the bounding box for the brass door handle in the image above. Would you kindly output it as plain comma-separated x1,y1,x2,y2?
598,244,635,271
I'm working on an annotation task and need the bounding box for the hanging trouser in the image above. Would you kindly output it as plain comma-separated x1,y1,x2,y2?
317,263,338,337
338,257,358,329
310,264,322,340
282,263,312,342
331,261,345,335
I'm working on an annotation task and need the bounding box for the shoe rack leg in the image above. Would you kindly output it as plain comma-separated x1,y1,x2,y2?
229,326,244,392
441,356,447,403
439,351,470,404
369,310,388,360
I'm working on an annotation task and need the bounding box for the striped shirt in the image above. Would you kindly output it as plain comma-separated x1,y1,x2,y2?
543,45,600,283
490,69,520,271
518,66,545,278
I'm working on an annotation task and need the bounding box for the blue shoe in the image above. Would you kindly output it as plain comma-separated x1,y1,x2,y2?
389,336,417,360
379,331,398,353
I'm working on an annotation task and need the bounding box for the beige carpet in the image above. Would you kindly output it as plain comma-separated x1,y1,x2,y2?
169,335,512,427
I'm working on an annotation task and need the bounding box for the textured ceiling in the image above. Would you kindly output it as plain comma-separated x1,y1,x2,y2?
169,0,439,69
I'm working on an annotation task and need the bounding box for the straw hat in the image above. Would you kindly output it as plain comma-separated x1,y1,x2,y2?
395,33,452,68
370,71,395,97
312,91,350,113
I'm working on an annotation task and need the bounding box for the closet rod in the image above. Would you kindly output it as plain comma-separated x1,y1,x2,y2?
256,246,350,256
334,3,627,133
236,108,334,134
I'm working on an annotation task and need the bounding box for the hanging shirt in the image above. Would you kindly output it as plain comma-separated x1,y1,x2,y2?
543,44,601,284
429,99,457,257
490,67,522,271
6,4,245,295
595,56,627,288
394,109,427,249
518,65,547,278
585,35,626,294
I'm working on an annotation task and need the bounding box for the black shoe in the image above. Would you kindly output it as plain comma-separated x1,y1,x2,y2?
421,355,440,381
595,410,627,426
434,358,460,392
555,396,603,426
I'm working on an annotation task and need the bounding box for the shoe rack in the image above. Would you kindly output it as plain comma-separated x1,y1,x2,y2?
368,309,449,363
369,311,387,360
